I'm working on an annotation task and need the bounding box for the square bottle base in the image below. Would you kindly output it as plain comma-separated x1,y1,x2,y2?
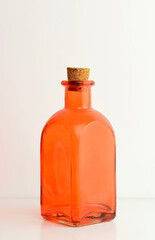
41,204,116,227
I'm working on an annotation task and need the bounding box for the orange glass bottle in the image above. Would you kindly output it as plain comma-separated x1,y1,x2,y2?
40,68,116,226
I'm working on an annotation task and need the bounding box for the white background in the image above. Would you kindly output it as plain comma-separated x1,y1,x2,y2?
0,0,155,200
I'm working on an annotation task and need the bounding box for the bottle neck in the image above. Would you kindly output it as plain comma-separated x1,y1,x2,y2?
65,86,91,109
61,80,95,110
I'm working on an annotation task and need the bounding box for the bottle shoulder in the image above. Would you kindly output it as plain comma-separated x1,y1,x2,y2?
90,108,115,133
41,108,115,138
41,108,66,135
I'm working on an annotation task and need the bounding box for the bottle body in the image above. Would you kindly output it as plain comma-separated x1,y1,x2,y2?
41,106,116,226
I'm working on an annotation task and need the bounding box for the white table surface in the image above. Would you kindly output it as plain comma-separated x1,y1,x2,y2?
0,198,154,240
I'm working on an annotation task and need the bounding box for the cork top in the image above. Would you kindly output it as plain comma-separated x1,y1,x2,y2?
67,67,90,81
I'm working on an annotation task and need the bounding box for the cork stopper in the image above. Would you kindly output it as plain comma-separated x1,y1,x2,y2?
67,67,90,81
